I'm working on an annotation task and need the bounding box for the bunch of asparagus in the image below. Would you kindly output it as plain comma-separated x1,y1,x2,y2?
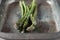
16,0,37,33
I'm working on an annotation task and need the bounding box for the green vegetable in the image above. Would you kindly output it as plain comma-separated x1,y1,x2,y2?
16,0,37,33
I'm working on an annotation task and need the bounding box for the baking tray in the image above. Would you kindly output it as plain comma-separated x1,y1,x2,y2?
0,0,60,40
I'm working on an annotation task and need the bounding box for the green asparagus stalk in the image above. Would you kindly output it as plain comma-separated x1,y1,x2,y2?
30,6,37,25
19,1,24,17
23,6,29,28
22,1,27,15
26,3,37,32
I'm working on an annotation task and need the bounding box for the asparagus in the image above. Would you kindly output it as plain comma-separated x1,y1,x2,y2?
16,0,37,32
17,0,36,26
26,2,37,32
23,6,29,28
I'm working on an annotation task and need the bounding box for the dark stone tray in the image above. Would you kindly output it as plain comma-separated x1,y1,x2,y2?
0,0,60,40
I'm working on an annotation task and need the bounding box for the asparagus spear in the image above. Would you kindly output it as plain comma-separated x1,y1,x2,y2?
30,6,37,25
26,3,37,32
23,6,29,28
22,1,27,15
